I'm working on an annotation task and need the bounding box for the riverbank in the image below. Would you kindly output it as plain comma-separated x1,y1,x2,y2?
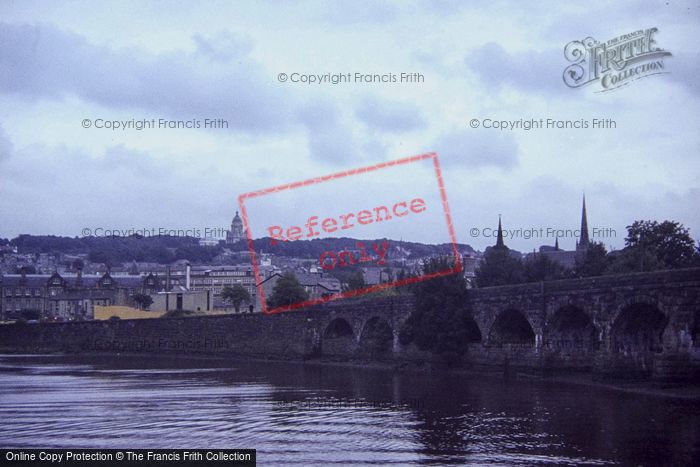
306,357,700,401
3,350,698,401
520,372,700,401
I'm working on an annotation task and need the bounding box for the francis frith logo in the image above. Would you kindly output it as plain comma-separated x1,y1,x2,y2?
563,27,672,92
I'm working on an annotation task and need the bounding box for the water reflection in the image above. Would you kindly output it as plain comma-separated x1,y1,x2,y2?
0,355,698,465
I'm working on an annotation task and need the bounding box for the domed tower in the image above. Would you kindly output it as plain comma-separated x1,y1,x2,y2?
226,211,244,244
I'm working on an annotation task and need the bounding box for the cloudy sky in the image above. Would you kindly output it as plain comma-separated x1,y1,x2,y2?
0,0,698,252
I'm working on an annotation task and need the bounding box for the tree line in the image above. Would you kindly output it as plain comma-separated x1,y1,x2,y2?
6,234,223,265
4,234,473,266
475,220,700,287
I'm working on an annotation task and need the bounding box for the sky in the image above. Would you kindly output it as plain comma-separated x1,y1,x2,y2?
0,0,698,252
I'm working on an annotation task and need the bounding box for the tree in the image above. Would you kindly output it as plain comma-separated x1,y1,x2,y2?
574,242,609,277
267,273,309,308
399,257,479,365
524,253,568,282
608,220,697,273
475,248,524,287
132,293,153,310
221,284,251,313
346,270,366,291
606,247,663,275
14,265,37,274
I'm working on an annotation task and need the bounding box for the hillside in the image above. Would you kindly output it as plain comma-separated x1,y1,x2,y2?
5,234,475,265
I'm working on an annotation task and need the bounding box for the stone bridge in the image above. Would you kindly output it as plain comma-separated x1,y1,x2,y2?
294,267,700,380
1,268,698,381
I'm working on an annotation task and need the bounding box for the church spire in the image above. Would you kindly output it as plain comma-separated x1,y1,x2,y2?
495,214,506,250
578,194,590,250
554,236,559,251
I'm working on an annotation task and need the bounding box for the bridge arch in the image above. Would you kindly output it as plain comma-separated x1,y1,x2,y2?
462,314,483,344
610,301,667,355
321,317,356,357
546,305,598,353
359,316,394,356
324,317,354,339
488,308,535,346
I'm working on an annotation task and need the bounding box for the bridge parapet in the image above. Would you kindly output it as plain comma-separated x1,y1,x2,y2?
467,267,700,298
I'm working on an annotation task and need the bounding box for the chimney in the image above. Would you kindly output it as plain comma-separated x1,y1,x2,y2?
186,263,191,290
166,266,171,292
76,264,83,287
20,266,27,283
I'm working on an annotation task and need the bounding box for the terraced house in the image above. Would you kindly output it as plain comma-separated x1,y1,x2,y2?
0,267,157,321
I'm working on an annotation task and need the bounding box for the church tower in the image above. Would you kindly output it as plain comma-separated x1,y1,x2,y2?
226,211,244,244
494,215,507,250
576,195,590,252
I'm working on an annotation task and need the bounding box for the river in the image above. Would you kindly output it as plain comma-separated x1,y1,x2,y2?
0,354,698,465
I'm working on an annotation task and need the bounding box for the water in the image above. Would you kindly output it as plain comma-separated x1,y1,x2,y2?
0,355,698,466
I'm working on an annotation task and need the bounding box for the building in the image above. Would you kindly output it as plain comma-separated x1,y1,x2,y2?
484,215,523,259
362,267,391,286
199,237,221,246
187,265,265,311
128,263,274,311
259,271,341,305
462,254,479,286
135,268,185,292
226,211,244,244
575,194,591,252
0,267,153,321
150,288,212,313
527,196,591,269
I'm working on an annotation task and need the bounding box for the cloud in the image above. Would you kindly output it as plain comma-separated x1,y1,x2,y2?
668,49,700,95
192,31,253,62
418,0,466,15
465,42,568,94
433,128,519,170
0,139,235,236
302,105,361,165
320,0,398,25
355,97,426,132
0,22,291,133
0,125,12,161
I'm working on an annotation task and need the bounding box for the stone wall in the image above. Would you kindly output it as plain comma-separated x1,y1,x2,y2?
1,268,699,381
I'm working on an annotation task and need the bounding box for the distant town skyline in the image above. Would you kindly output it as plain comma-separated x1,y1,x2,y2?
1,1,698,251
0,194,678,255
